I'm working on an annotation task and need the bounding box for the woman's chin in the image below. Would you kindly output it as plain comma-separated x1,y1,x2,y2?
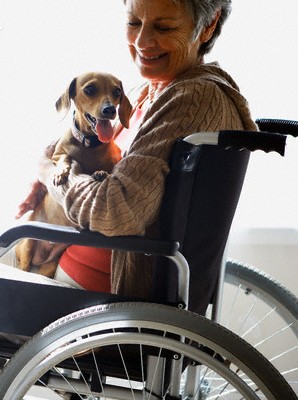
136,58,170,81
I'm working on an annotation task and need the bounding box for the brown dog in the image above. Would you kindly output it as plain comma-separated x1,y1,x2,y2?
15,72,132,277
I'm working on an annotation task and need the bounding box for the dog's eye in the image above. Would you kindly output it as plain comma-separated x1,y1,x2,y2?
84,84,97,97
112,87,122,99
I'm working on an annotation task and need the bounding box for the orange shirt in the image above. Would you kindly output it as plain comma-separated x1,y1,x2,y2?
58,105,147,292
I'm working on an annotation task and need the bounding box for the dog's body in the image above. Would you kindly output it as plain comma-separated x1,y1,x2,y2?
15,72,132,277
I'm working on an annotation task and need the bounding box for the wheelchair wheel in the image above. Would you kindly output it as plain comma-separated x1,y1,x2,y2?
221,260,298,394
0,302,295,399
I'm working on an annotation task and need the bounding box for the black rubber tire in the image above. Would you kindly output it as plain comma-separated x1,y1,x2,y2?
0,302,296,399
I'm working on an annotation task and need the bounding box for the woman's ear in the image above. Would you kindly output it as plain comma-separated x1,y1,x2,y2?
200,9,221,43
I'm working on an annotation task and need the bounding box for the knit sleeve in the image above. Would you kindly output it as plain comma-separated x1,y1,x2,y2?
52,78,249,237
63,153,169,236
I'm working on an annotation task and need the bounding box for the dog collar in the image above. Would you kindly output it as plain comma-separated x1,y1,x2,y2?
71,113,102,148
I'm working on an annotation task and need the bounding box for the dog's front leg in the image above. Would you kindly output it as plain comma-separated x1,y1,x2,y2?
53,154,72,186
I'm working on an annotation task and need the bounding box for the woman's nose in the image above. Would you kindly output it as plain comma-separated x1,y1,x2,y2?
135,25,156,49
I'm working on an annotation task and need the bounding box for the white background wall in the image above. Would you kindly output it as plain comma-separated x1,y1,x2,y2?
0,1,298,293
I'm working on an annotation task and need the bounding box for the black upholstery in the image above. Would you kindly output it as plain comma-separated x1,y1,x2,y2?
0,279,123,337
152,140,250,314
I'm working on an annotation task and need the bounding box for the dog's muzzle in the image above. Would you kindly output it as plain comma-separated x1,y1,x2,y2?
101,104,116,119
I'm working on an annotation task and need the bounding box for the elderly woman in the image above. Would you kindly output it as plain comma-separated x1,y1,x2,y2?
4,0,256,303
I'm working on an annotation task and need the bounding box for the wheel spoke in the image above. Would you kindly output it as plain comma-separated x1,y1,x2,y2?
223,261,298,395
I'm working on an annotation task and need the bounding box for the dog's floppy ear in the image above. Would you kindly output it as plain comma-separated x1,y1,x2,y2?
118,82,132,129
55,78,77,113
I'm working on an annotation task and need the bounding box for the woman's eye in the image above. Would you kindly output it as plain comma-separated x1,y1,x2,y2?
127,21,140,27
155,25,175,32
84,84,97,97
127,19,176,33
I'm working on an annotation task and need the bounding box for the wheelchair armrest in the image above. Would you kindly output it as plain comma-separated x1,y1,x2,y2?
0,221,179,257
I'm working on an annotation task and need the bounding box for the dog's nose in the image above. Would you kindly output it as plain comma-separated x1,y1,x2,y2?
101,104,116,119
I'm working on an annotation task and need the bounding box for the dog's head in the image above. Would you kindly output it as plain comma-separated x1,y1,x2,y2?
56,72,132,142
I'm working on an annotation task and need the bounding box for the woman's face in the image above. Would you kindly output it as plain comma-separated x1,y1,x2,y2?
125,0,202,84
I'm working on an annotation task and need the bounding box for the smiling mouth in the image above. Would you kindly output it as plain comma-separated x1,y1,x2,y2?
139,53,167,61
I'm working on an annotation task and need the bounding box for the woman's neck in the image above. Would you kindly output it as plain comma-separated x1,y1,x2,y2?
148,81,170,103
147,57,205,103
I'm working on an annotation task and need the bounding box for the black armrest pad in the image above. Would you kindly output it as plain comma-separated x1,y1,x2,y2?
0,221,179,256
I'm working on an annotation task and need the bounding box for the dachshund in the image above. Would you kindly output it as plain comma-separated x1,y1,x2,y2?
15,72,132,277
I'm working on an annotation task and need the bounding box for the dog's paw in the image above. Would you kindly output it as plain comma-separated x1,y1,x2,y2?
17,264,30,272
92,170,108,182
53,172,69,186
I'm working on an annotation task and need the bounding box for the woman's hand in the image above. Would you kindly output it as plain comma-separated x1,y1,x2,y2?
15,141,57,219
15,180,47,219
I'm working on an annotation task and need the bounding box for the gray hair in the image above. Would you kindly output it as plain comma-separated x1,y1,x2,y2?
175,0,232,55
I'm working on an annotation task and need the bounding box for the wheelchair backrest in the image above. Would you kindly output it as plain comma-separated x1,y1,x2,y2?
151,139,250,314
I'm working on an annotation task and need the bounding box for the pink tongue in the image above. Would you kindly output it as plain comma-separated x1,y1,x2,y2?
96,120,114,143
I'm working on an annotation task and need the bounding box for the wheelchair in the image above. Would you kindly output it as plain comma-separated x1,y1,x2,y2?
0,121,297,399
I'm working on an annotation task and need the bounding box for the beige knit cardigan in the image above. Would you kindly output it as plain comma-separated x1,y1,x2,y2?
50,62,256,298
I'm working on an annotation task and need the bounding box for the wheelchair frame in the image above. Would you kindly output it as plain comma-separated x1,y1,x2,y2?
0,123,297,399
